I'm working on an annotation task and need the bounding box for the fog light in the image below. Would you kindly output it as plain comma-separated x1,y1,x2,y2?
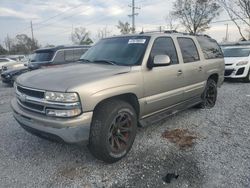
46,109,81,117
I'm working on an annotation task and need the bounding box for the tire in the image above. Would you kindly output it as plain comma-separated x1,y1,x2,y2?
243,70,250,83
197,79,217,109
89,99,137,163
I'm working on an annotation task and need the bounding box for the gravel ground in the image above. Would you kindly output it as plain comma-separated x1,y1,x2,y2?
0,81,249,188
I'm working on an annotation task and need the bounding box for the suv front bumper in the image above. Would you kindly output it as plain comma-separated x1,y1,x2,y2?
11,98,93,143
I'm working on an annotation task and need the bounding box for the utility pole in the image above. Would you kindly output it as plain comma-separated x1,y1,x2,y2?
225,24,229,42
30,20,34,49
128,0,140,33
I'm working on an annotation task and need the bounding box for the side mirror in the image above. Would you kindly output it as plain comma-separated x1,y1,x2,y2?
153,55,171,66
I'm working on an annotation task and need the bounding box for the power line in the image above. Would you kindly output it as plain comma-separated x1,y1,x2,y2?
33,2,89,26
16,1,89,34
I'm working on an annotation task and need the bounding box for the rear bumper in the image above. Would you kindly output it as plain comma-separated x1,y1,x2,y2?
11,98,93,143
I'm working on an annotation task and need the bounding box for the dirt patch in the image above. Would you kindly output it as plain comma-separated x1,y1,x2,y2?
162,129,198,149
58,167,78,180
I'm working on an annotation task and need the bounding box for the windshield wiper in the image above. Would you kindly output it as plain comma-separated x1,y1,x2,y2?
78,59,91,63
92,60,119,66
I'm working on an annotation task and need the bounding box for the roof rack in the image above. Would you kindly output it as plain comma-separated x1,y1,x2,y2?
139,30,211,38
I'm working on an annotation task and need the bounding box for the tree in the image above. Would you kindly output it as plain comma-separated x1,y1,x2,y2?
219,0,250,40
117,21,132,35
165,13,179,31
4,35,12,52
172,0,221,34
10,34,39,54
4,34,40,54
71,27,93,45
0,44,8,55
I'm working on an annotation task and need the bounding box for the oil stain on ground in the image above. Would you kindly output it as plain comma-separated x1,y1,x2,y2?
162,129,198,149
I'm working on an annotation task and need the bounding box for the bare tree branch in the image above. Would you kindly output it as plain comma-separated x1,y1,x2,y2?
219,0,250,40
172,0,221,34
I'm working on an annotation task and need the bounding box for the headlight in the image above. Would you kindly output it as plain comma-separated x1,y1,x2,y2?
45,91,79,102
236,61,249,66
46,109,81,117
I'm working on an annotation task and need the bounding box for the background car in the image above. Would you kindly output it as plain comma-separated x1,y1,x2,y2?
1,45,91,85
2,57,28,72
222,45,250,82
0,58,17,72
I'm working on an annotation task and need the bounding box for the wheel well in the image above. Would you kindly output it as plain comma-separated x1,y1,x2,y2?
94,93,140,117
208,74,219,83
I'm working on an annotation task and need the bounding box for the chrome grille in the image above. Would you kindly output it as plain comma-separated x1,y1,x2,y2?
15,84,81,115
16,85,46,114
17,85,44,99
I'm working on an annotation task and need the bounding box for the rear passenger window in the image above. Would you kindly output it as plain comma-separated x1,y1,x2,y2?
197,37,224,59
150,37,179,65
178,38,200,63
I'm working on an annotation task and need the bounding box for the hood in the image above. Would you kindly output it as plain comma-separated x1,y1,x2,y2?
224,57,249,65
16,63,131,92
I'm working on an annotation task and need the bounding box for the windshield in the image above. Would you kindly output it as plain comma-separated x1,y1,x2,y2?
30,50,54,63
80,36,150,66
223,47,250,57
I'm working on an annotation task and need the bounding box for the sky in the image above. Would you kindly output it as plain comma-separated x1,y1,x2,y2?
0,0,248,47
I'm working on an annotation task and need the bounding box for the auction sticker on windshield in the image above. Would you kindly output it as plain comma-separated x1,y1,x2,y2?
128,39,146,44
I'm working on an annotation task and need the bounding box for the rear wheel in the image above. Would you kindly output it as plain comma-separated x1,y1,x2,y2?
198,79,217,109
89,99,137,163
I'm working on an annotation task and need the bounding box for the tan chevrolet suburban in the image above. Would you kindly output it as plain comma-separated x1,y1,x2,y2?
11,31,225,163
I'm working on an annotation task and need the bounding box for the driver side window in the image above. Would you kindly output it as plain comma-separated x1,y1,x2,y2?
150,37,179,65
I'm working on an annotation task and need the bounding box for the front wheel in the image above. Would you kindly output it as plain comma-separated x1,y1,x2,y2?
89,99,137,163
198,79,217,109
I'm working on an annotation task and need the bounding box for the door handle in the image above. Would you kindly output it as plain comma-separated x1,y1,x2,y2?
177,70,183,75
198,66,203,72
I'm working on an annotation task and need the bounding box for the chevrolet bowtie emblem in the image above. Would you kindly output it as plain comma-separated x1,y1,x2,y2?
19,94,27,102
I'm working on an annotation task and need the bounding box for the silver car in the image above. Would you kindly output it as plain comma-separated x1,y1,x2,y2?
11,32,225,163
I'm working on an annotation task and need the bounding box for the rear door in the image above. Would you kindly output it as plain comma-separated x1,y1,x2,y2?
143,37,185,115
177,37,206,99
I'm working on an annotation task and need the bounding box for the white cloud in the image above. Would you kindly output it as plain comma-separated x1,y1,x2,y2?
0,7,39,19
108,6,124,16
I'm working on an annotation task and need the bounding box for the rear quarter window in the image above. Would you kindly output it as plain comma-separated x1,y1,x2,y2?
73,48,88,61
64,50,74,62
197,37,223,59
